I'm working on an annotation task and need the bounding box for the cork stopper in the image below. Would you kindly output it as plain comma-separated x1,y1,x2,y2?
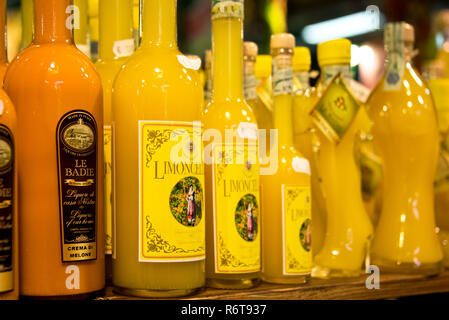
270,33,295,50
244,42,258,57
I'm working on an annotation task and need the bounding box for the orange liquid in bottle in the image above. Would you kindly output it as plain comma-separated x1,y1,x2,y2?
4,0,105,297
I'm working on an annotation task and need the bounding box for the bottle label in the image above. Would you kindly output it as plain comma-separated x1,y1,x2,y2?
384,24,405,92
56,110,98,262
272,55,293,96
211,0,244,20
0,125,14,293
213,143,261,273
244,75,258,101
113,39,135,58
138,121,205,262
282,185,312,275
104,126,112,255
311,73,360,144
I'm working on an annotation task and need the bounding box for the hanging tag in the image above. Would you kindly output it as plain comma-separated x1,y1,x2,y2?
311,73,361,144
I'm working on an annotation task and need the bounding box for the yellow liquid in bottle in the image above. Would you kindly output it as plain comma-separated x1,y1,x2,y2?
311,40,373,278
261,41,312,284
254,55,273,131
368,53,443,274
95,0,135,284
205,3,260,289
112,0,205,297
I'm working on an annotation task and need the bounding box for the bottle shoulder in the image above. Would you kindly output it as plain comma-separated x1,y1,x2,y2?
204,99,258,129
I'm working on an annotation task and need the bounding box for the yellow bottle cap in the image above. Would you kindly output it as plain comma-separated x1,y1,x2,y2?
270,33,295,50
293,47,311,72
255,55,272,79
244,42,258,57
317,38,352,67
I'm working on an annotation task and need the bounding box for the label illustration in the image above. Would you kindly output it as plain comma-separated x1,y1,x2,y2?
213,143,261,273
57,110,98,262
311,73,360,144
104,126,112,254
139,121,205,262
0,125,14,293
283,186,312,275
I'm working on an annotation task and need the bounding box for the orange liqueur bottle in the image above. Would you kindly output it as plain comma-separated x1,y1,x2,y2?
0,0,19,300
4,0,105,298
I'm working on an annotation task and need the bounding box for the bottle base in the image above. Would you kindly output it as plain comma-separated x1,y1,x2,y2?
21,289,105,300
311,265,363,279
262,273,310,285
371,257,443,276
207,277,260,290
113,286,203,299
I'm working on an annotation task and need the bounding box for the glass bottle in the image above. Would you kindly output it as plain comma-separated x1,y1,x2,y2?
312,39,373,278
368,22,443,275
204,0,261,289
4,0,105,298
112,0,205,297
261,33,312,284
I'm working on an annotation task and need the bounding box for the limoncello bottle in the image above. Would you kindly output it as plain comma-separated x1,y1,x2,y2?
74,0,91,58
204,0,261,289
0,0,18,300
95,0,135,285
112,0,205,297
368,22,443,275
430,78,449,268
4,0,105,298
311,39,373,278
244,42,272,134
261,33,312,284
292,46,326,255
19,0,34,51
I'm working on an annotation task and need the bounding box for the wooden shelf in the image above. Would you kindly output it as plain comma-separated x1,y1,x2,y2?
101,271,449,300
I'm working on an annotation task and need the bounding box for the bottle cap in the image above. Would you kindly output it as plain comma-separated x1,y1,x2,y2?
270,33,295,50
244,42,258,57
293,47,311,72
317,38,352,67
255,55,272,79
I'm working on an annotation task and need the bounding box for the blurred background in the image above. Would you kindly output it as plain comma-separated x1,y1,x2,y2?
4,0,449,89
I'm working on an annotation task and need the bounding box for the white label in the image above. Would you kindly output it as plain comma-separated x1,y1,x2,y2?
244,75,258,101
384,24,405,91
273,55,293,96
177,55,202,71
113,39,135,58
292,157,311,175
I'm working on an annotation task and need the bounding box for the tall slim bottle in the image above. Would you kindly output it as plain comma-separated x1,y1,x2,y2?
261,34,312,284
0,0,19,300
4,0,105,298
205,0,261,289
20,0,34,51
95,0,135,285
312,39,373,278
112,0,205,297
368,22,443,275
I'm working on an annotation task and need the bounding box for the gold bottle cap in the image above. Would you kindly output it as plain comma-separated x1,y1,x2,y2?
270,33,295,50
244,42,258,57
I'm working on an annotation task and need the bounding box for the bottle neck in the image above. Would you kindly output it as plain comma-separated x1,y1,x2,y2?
99,0,134,60
272,52,294,147
20,0,34,50
386,43,414,66
294,71,310,90
0,0,6,63
33,0,73,45
212,17,244,102
244,59,257,101
141,0,177,49
320,64,351,87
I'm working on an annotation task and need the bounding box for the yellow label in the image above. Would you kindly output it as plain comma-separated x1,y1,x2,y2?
104,126,112,254
283,186,312,275
213,143,261,273
311,73,360,144
139,121,205,262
